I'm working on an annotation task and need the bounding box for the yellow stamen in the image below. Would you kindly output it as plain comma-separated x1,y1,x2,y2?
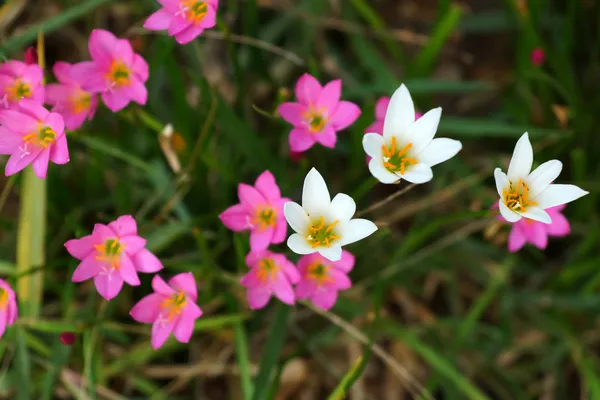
23,125,57,148
93,238,126,270
0,288,9,311
502,178,538,212
306,262,335,286
256,258,280,283
254,207,277,232
106,61,131,87
308,216,341,248
381,139,417,174
181,0,209,24
302,106,329,133
6,79,32,101
160,290,188,321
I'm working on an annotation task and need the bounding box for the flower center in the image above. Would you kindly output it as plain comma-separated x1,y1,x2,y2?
257,258,280,283
0,288,8,311
303,107,328,133
23,125,57,148
306,262,334,286
6,79,32,101
70,90,92,114
180,0,208,24
107,61,131,88
160,290,188,321
93,238,125,270
254,207,276,231
307,216,341,248
503,179,538,212
382,137,418,174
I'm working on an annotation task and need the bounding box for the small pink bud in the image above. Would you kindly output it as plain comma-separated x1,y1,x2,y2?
24,47,38,65
530,48,545,66
290,151,304,162
60,332,76,345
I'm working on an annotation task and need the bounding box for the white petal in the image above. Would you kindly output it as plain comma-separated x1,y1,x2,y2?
494,168,509,197
338,219,378,246
401,163,433,184
302,168,331,216
417,137,462,167
499,201,522,223
362,133,384,158
328,193,356,222
526,160,562,198
368,159,399,184
520,206,552,224
283,201,310,233
287,233,316,255
318,245,342,262
507,132,533,181
405,107,442,155
382,84,415,142
534,184,589,209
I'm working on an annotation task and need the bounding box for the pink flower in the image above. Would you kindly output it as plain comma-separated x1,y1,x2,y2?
0,279,18,339
70,29,149,112
531,48,545,66
295,250,354,310
277,73,361,152
496,203,570,252
65,215,163,300
0,99,69,179
45,62,98,130
219,171,289,252
130,273,203,349
240,250,300,310
0,60,44,110
144,0,218,45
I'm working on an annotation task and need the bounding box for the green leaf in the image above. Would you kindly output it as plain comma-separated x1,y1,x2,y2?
14,327,31,400
72,135,154,173
327,353,371,400
439,117,567,138
234,322,254,400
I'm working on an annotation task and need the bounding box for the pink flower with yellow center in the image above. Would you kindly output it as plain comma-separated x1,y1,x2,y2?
130,273,203,349
144,0,218,45
70,29,149,112
240,250,300,310
0,99,69,179
295,251,354,310
277,73,361,152
65,215,163,300
0,60,44,110
45,62,98,130
219,170,290,252
0,279,18,339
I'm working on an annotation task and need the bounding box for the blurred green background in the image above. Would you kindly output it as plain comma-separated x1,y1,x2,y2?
1,0,599,398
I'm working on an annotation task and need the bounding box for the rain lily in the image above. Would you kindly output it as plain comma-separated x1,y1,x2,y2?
71,29,149,112
0,99,69,178
295,250,354,310
277,73,361,152
363,84,462,184
65,215,163,300
284,168,377,262
494,132,588,224
144,0,218,45
0,60,44,110
45,62,98,130
219,171,290,252
0,279,17,339
130,273,202,349
240,250,300,310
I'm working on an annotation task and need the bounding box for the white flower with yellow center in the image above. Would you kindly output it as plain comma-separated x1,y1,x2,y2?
284,168,377,262
362,84,462,184
494,132,588,224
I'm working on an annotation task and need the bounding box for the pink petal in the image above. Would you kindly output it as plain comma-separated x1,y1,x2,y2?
219,203,250,232
31,86,45,105
120,235,146,255
0,314,6,338
64,235,95,260
169,15,192,36
89,29,119,68
289,128,316,152
144,9,173,31
151,319,175,349
240,269,263,289
329,269,351,290
132,55,149,82
238,183,266,209
132,249,164,273
375,97,390,120
31,149,50,179
92,223,117,241
152,274,175,296
280,259,300,284
198,6,217,28
314,126,337,148
4,146,42,177
168,272,197,301
528,222,548,250
311,289,337,310
108,215,138,236
294,279,316,299
0,110,38,134
119,253,140,286
0,60,26,76
172,308,198,343
44,83,70,106
277,102,305,126
250,228,274,252
158,0,180,12
316,80,341,111
49,135,70,165
18,98,48,121
546,211,570,237
271,274,295,305
63,112,89,131
255,170,281,202
330,101,360,131
70,62,105,92
246,287,272,310
7,302,17,324
272,217,287,244
130,293,163,323
365,121,384,135
52,62,73,84
124,79,148,105
507,224,527,253
175,25,207,44
94,273,124,300
0,126,21,154
71,254,101,282
101,90,130,112
295,73,321,105
44,112,65,137
23,65,43,85
334,250,355,273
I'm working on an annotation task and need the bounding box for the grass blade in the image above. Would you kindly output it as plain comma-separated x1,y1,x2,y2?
234,321,254,400
14,327,32,400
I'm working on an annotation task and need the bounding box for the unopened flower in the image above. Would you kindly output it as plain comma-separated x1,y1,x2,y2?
71,29,149,112
144,0,218,45
130,273,203,349
0,279,17,339
277,73,361,152
220,171,289,252
363,84,462,184
531,48,545,66
45,62,98,130
284,168,377,262
0,60,44,110
240,250,300,310
295,250,354,310
65,215,163,300
60,332,76,345
24,47,38,65
494,132,588,224
0,99,69,178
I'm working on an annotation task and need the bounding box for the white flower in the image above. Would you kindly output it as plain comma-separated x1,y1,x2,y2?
494,132,588,224
283,168,378,262
362,84,462,184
